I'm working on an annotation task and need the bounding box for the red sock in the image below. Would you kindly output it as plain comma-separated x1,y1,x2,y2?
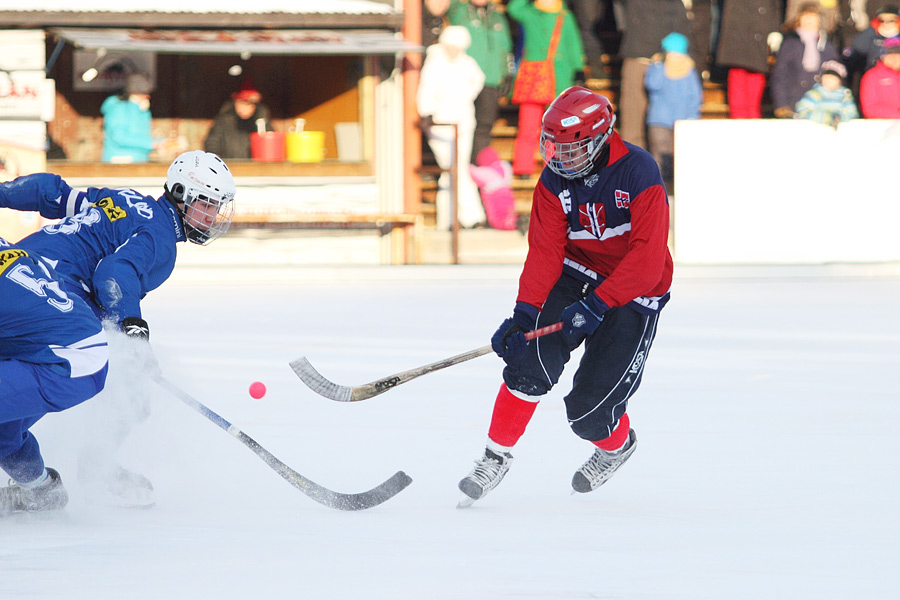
487,383,539,448
593,413,631,451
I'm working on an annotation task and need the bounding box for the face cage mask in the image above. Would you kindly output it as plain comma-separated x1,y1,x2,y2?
540,114,616,179
182,188,234,246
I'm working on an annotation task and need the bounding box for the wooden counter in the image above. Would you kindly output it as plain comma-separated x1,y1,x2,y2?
47,160,374,179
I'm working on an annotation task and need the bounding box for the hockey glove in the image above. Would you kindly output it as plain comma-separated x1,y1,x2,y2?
491,302,539,363
559,293,609,348
121,317,161,377
121,317,150,341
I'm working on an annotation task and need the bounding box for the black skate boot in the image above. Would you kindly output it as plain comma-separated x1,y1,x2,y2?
571,430,637,494
0,468,69,516
457,448,513,508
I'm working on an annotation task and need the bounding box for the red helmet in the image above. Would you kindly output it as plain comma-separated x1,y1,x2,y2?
540,87,616,179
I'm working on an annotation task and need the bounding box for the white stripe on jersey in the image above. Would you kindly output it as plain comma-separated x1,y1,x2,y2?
65,189,82,217
632,294,664,312
563,257,599,281
568,222,631,241
563,257,669,312
49,330,109,378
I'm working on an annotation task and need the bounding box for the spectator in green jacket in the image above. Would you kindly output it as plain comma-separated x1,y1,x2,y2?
507,0,585,177
447,0,514,162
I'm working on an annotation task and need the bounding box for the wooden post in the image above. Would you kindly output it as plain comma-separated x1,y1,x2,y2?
401,0,423,251
449,123,459,264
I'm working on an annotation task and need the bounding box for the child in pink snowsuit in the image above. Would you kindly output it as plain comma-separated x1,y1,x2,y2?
469,147,517,230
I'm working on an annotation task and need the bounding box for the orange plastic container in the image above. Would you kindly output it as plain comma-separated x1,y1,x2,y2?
250,132,286,162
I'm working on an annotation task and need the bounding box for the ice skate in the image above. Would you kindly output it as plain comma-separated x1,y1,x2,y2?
457,447,513,508
571,430,637,494
79,462,154,509
106,465,155,509
0,468,69,516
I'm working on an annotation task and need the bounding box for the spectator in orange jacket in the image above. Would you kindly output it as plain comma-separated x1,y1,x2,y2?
859,36,900,117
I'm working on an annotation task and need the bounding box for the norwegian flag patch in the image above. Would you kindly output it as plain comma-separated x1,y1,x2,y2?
615,190,631,209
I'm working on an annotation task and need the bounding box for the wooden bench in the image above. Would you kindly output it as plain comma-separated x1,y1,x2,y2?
231,211,424,265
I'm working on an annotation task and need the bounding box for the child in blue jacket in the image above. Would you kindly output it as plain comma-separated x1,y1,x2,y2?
794,60,859,127
101,74,159,163
644,32,702,192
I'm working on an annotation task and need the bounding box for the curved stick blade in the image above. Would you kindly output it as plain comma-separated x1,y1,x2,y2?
290,357,353,402
325,471,414,511
155,376,411,510
290,322,563,403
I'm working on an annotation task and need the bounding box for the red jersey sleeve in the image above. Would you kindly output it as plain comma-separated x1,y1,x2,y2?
515,179,569,310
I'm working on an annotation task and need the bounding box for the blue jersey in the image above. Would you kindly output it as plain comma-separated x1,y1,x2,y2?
0,237,108,377
0,173,186,323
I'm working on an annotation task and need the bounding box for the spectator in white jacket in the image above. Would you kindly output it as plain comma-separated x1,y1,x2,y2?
417,25,487,230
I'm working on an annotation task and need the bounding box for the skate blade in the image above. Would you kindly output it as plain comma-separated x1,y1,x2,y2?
456,493,477,509
116,500,156,510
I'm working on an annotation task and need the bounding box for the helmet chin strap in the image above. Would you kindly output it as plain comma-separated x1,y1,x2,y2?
577,122,614,178
185,227,210,245
165,187,218,245
586,143,611,176
163,185,183,208
163,186,193,240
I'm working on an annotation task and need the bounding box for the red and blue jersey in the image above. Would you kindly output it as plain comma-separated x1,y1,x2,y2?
517,132,673,315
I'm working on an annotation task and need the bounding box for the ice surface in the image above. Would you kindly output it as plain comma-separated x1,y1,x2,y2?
3,263,899,599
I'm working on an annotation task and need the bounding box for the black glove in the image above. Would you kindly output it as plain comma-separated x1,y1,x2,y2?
491,303,538,362
419,114,435,131
559,293,609,348
121,317,160,377
121,317,150,341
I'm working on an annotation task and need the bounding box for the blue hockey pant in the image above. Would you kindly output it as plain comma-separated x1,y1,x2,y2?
0,360,107,483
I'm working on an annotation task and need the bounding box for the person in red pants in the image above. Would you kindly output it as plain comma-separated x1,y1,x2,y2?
716,0,784,118
507,0,585,177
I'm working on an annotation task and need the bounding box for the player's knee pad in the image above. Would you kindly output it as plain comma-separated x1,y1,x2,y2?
502,371,552,397
568,414,616,442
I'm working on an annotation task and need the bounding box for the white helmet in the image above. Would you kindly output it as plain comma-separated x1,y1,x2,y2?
165,150,236,245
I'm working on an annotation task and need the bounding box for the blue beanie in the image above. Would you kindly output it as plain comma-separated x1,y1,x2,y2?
661,32,689,54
